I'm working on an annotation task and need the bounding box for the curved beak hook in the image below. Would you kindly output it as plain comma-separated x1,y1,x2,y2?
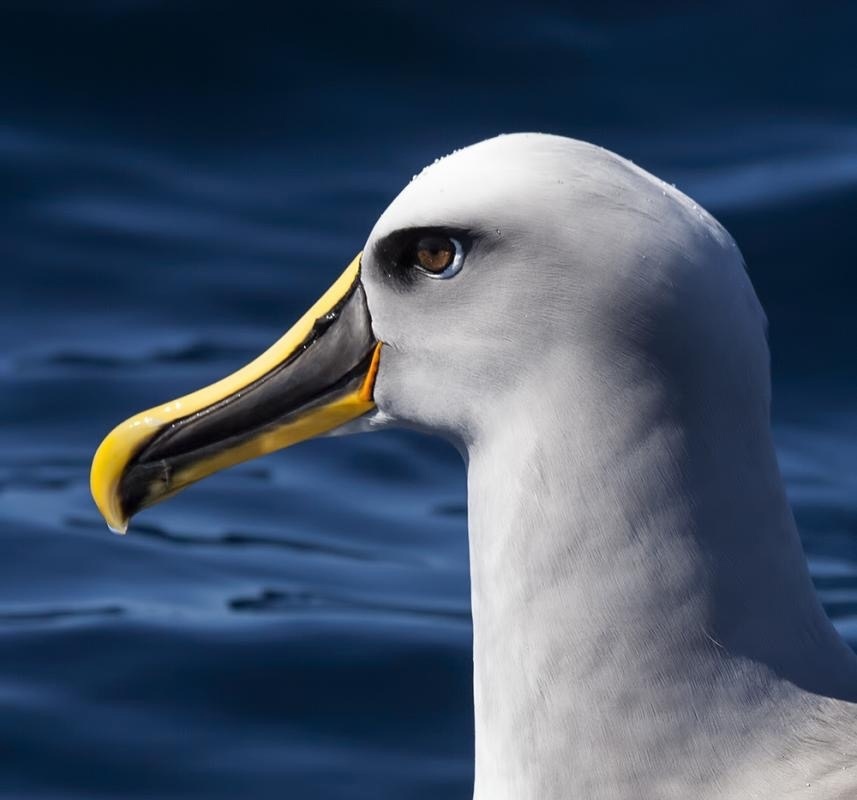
90,254,380,533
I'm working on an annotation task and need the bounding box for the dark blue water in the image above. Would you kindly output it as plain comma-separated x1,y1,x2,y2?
1,2,856,797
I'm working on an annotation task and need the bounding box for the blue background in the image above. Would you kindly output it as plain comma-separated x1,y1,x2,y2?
1,2,855,797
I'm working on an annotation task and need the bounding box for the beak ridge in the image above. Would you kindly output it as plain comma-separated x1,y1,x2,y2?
90,254,380,532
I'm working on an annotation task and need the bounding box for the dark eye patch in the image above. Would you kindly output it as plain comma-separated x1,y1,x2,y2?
372,226,472,287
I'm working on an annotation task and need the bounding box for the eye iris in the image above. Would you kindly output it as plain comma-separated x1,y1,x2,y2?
416,237,454,273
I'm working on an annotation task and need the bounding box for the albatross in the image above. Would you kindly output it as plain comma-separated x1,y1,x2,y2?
90,133,857,799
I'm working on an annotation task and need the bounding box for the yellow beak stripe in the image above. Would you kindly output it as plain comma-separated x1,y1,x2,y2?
90,254,375,533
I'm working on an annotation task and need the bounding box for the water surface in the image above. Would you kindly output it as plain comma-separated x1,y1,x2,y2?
1,2,856,797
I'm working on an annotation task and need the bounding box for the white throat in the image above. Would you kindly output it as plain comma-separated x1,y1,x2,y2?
463,356,857,799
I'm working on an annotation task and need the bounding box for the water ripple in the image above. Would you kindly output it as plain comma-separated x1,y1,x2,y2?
228,587,470,623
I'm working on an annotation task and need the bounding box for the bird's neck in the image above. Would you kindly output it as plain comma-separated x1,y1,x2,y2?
464,378,857,799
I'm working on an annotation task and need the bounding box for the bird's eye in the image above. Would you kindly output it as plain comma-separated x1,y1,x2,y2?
413,235,463,279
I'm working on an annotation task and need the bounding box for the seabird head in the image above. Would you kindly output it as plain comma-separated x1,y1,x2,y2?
90,132,767,530
361,133,768,447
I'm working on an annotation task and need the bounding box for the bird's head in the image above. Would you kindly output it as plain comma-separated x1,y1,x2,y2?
91,133,766,533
